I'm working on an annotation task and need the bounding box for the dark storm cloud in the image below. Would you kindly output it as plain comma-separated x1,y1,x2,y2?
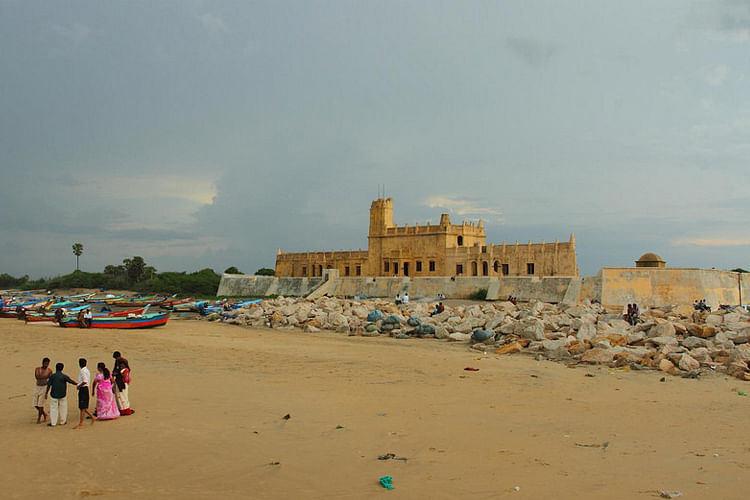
1,1,750,278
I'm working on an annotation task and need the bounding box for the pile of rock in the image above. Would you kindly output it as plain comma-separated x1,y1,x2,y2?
212,297,750,381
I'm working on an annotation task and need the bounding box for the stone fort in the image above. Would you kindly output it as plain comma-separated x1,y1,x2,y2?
275,198,578,279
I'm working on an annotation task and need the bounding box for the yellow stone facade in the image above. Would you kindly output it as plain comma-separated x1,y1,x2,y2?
275,198,578,278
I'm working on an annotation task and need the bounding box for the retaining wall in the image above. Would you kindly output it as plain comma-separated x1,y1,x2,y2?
589,268,750,309
217,274,326,297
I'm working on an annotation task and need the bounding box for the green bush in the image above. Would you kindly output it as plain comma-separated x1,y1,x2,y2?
255,268,275,276
14,260,222,297
0,273,29,288
468,288,488,301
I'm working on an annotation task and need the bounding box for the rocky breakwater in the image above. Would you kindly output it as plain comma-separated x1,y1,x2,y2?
210,297,750,381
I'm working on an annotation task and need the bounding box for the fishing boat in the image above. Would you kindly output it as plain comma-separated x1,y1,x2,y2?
63,292,96,301
199,299,262,315
59,311,170,329
85,293,126,304
172,300,208,313
25,306,148,323
0,298,53,318
162,297,195,309
111,295,173,307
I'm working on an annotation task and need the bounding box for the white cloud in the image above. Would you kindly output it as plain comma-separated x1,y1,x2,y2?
423,196,504,223
705,64,729,85
673,237,750,247
197,12,226,33
51,23,90,45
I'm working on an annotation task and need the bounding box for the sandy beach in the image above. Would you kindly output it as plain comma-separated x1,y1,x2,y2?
1,318,749,499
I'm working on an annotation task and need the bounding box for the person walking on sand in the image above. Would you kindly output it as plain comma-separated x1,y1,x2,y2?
73,358,95,429
92,362,119,420
33,357,52,423
45,362,76,427
112,351,134,415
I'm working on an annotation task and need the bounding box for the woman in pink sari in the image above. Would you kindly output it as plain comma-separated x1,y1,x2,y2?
92,362,120,420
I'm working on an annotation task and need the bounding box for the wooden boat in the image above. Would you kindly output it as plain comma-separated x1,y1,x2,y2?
85,293,126,304
59,311,170,329
111,295,169,307
162,297,194,309
25,307,148,323
0,299,53,318
172,300,208,313
200,299,261,315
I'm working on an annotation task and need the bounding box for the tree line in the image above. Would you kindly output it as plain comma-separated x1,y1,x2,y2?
0,258,275,297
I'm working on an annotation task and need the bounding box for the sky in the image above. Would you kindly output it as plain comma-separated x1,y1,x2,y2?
1,0,749,278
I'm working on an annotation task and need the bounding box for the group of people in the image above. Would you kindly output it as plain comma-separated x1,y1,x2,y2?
506,296,518,305
395,292,409,305
693,299,711,312
429,302,445,317
76,308,93,328
33,351,134,429
624,303,640,326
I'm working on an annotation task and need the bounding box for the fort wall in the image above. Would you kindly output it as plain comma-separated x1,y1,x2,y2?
219,268,750,309
275,198,577,278
586,268,750,309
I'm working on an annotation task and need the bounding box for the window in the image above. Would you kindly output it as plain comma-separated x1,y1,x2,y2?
457,235,464,246
429,261,435,272
302,266,307,277
502,264,509,275
456,264,463,275
493,261,499,273
345,266,350,276
481,246,487,253
384,261,390,273
319,265,323,276
472,262,478,276
482,262,488,276
356,265,361,276
394,262,399,275
527,263,535,275
416,261,422,272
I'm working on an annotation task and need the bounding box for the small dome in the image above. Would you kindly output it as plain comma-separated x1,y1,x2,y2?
637,252,663,262
636,252,666,268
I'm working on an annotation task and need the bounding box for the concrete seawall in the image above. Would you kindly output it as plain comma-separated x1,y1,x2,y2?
217,274,326,297
218,272,580,303
218,268,749,308
589,268,750,309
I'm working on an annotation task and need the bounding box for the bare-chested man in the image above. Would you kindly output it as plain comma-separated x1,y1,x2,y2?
33,357,52,423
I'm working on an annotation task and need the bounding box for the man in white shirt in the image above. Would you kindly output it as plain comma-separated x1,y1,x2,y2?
83,308,93,328
73,358,95,429
402,292,409,305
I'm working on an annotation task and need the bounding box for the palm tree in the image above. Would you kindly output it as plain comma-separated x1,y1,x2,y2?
72,242,84,271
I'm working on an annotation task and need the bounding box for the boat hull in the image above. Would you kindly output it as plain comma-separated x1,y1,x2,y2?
60,312,170,329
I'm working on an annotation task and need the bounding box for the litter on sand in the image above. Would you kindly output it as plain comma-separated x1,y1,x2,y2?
575,441,609,450
379,476,394,490
464,367,480,372
658,491,682,499
378,453,408,461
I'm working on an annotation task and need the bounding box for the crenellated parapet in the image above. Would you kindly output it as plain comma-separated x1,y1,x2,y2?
275,198,577,278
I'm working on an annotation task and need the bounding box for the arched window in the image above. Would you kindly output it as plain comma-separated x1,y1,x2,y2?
482,262,488,276
471,261,478,276
493,261,499,273
457,235,464,246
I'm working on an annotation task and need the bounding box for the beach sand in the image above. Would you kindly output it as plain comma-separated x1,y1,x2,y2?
1,318,748,499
